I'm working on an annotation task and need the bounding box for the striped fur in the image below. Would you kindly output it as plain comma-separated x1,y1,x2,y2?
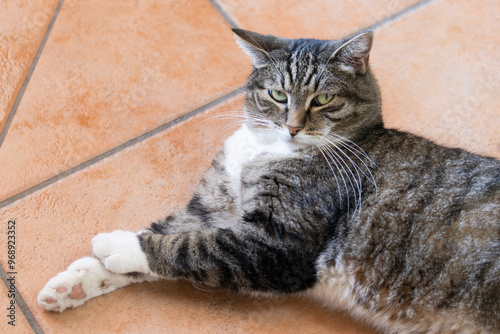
136,30,500,333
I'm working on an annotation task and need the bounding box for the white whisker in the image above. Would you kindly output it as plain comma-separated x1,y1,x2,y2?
321,140,361,212
324,135,378,195
319,137,363,211
318,143,344,207
185,111,245,132
313,130,381,214
328,132,384,177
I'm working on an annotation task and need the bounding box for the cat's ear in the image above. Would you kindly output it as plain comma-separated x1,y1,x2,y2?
334,31,373,75
232,29,287,68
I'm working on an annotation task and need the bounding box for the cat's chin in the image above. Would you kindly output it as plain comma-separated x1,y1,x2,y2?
246,126,315,153
282,137,312,151
267,136,319,155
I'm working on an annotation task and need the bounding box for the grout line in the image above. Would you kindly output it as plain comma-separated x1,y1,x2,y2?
209,0,436,39
1,264,45,333
209,0,239,29
0,87,244,210
0,1,437,333
349,0,438,37
0,0,65,151
0,0,438,210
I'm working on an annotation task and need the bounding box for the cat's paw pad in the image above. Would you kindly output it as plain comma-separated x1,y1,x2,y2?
92,230,150,274
38,257,115,312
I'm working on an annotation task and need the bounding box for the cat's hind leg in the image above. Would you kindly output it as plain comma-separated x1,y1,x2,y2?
38,256,157,312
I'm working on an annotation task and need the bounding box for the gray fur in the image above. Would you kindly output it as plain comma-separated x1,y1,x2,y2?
139,30,500,333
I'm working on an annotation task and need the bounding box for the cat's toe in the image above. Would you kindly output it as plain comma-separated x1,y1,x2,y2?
68,284,87,299
38,290,62,312
56,286,67,293
38,287,71,312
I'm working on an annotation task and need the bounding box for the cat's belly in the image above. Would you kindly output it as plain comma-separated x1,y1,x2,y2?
306,258,359,315
307,258,481,334
307,260,406,333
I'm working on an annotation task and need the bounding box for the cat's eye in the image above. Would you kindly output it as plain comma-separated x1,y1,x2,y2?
269,90,288,103
312,94,334,106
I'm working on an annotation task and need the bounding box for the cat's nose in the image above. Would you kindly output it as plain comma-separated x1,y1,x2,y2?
287,125,303,137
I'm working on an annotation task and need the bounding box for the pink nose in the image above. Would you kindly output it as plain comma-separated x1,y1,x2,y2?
287,125,303,137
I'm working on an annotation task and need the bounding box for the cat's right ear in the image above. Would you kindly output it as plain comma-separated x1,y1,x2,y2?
232,29,286,68
333,32,374,75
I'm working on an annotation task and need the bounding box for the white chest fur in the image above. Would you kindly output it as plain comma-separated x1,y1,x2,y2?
223,125,294,196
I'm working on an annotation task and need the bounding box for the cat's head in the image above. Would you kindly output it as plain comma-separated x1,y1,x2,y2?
234,29,382,150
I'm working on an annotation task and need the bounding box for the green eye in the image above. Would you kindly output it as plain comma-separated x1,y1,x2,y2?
313,93,334,106
269,90,288,103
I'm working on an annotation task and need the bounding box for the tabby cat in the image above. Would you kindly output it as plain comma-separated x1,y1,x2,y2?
38,29,500,334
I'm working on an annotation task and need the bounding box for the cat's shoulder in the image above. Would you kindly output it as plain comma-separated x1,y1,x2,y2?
367,127,499,167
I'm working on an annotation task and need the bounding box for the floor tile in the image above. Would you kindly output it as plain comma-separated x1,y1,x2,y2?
0,0,249,202
0,0,59,132
2,0,498,333
371,0,500,158
0,277,34,334
217,0,422,39
0,96,376,334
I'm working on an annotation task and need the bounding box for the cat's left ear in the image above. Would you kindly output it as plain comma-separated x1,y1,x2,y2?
232,29,287,68
334,31,373,75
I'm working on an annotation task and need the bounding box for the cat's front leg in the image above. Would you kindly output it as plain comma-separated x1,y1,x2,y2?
91,230,152,274
87,226,320,294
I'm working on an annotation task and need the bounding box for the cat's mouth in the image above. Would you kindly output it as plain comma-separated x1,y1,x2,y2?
284,136,301,145
281,133,316,150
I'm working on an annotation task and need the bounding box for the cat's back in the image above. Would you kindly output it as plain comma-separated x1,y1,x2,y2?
317,128,500,333
364,128,500,226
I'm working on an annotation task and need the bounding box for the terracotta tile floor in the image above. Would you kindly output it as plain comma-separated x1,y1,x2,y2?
1,0,499,333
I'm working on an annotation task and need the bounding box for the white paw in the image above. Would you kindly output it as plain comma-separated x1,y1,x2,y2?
92,230,150,274
38,257,123,312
